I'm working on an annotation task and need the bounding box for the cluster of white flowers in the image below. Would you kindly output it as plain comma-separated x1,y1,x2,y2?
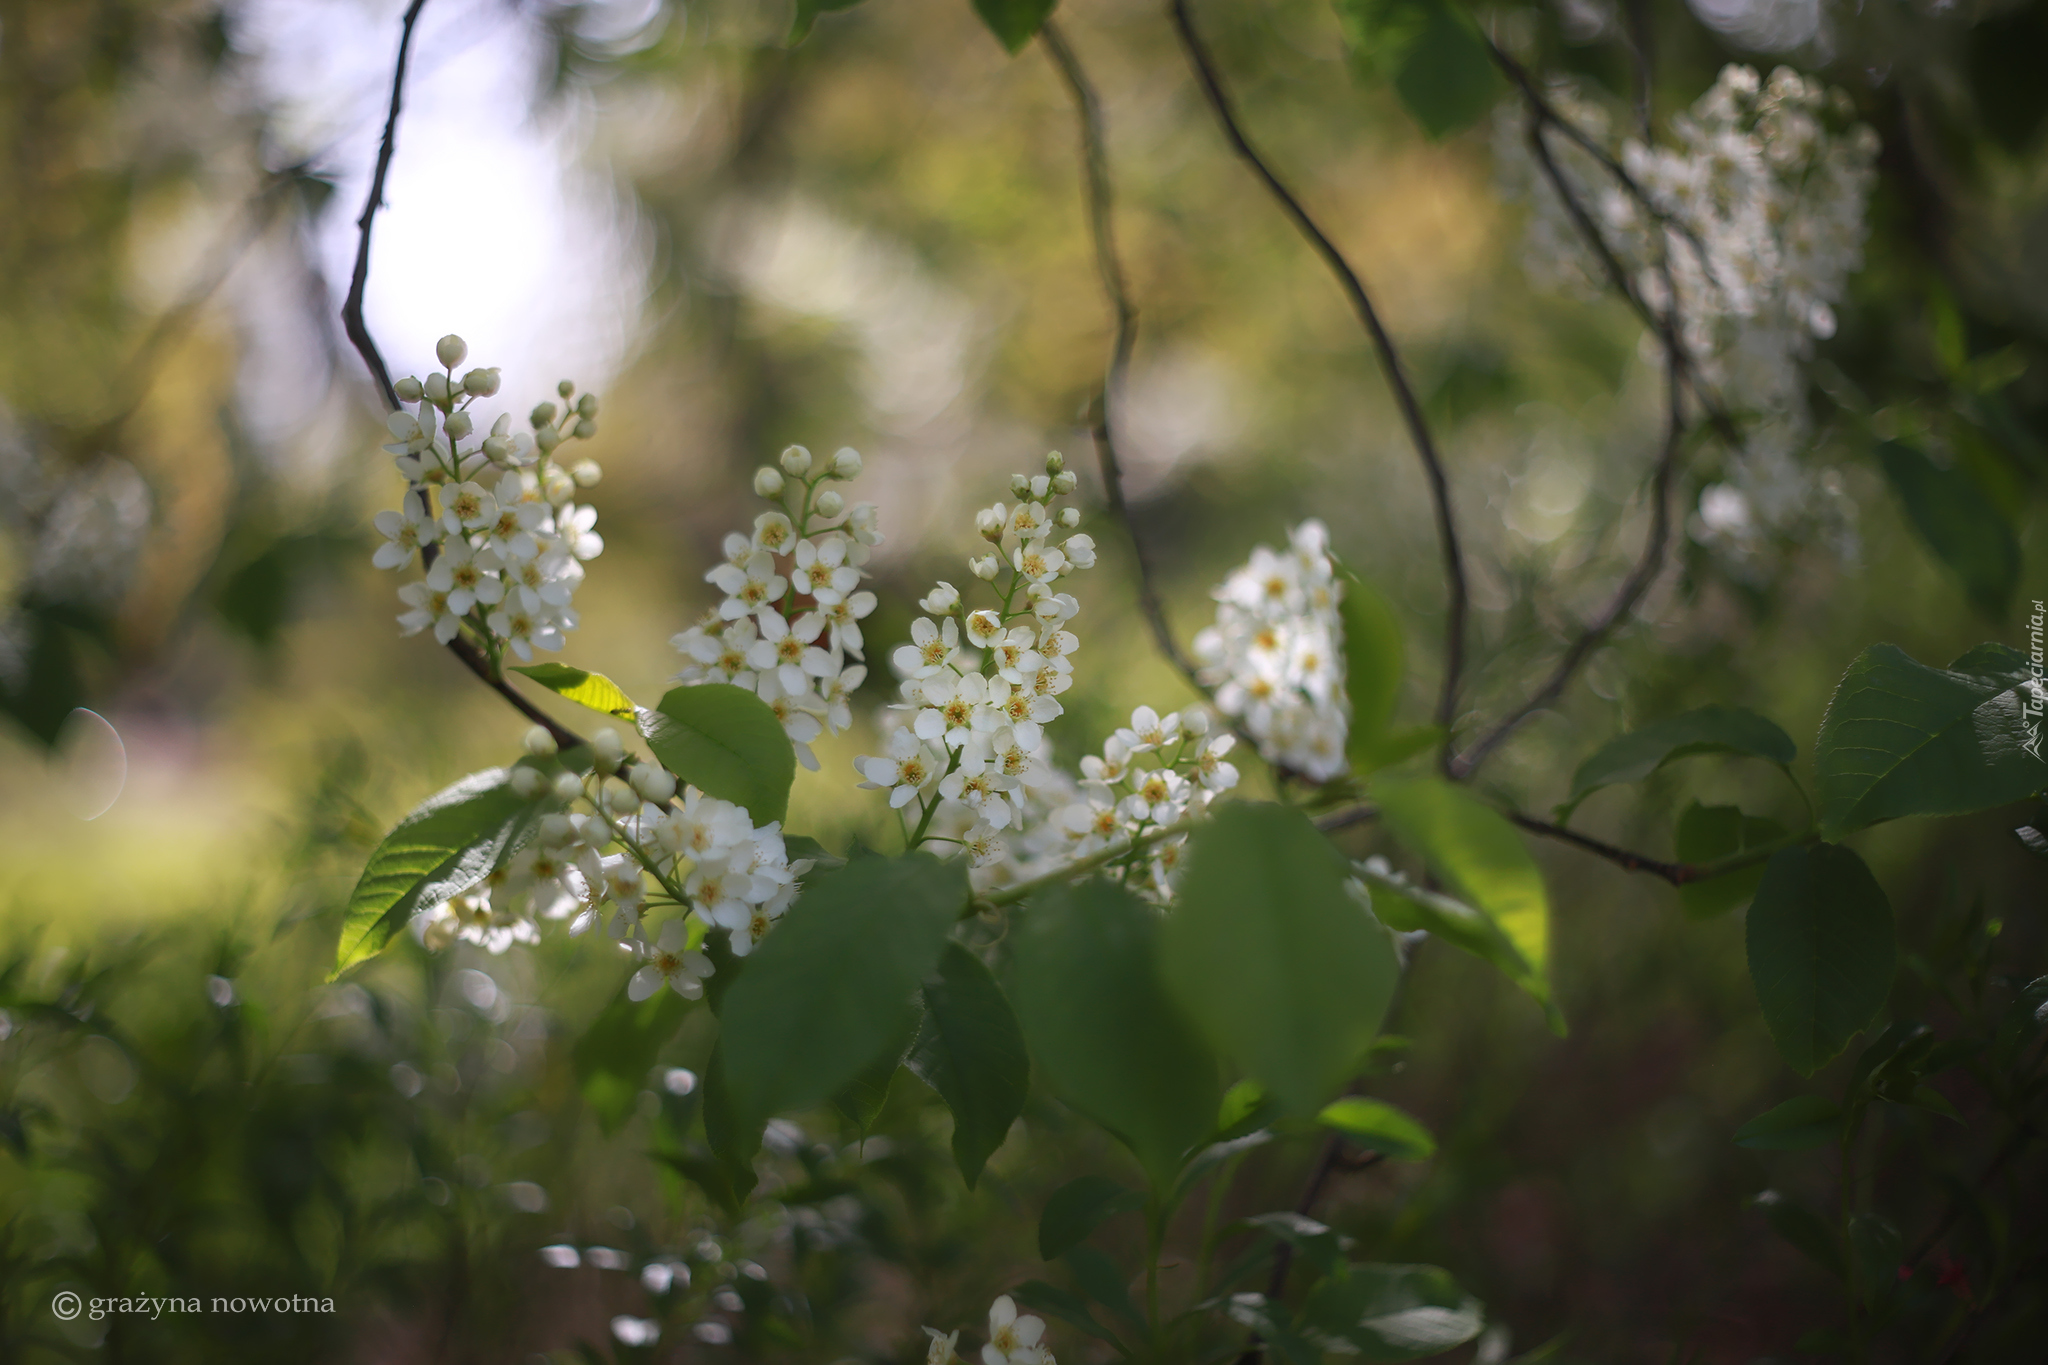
925,1295,1054,1365
1193,520,1348,782
1498,66,1878,554
419,724,810,990
670,444,882,771
372,334,605,660
854,453,1098,873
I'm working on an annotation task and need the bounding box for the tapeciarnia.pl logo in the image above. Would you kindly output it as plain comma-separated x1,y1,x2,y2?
2026,599,2046,762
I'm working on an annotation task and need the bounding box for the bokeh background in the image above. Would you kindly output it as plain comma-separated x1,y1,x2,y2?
2,0,2045,1360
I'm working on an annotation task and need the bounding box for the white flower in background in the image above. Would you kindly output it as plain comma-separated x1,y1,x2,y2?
1195,520,1350,782
924,1328,962,1365
982,1295,1049,1365
629,920,714,1001
858,727,941,809
1497,65,1876,555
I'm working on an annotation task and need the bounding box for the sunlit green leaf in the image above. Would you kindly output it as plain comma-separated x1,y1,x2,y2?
638,683,796,825
1340,571,1405,754
1318,1096,1437,1161
1353,861,1558,1030
510,662,636,720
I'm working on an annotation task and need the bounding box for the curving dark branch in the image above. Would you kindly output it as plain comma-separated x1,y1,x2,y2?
1167,0,1469,767
339,0,585,753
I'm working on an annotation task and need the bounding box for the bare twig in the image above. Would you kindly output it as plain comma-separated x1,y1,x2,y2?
1233,1133,1353,1365
1167,0,1469,765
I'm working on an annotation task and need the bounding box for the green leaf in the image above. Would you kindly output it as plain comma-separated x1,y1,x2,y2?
906,942,1030,1187
1674,802,1787,920
1010,878,1220,1188
1300,1263,1486,1360
718,853,964,1127
1216,1079,1269,1136
1063,1246,1148,1335
1350,725,1445,776
1334,0,1500,139
1223,1293,1322,1365
1352,860,1558,1029
1038,1175,1144,1260
1814,643,2047,840
573,986,694,1135
1561,706,1797,821
1340,571,1405,754
1876,439,2020,614
700,1043,761,1210
1752,1190,1844,1279
971,0,1057,52
1848,1213,1903,1303
1746,845,1895,1076
1163,803,1400,1116
332,768,545,978
789,0,865,44
1318,1097,1437,1161
1241,1212,1350,1278
638,683,797,825
831,1029,908,1134
1372,776,1552,1007
1733,1096,1843,1151
510,663,636,720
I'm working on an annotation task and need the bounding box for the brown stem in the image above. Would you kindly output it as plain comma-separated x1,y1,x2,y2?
1167,0,1468,766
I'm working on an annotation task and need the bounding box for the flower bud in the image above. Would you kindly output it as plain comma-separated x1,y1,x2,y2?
551,770,584,802
482,435,511,461
779,444,813,477
571,459,602,487
920,581,960,613
530,401,558,429
1030,474,1050,499
576,393,600,419
1058,506,1081,528
543,466,575,504
558,379,576,399
573,418,597,440
436,334,469,370
975,507,1005,542
463,367,501,397
1044,450,1065,474
630,764,677,803
394,376,424,402
970,554,999,581
1183,708,1211,737
1052,470,1078,495
423,372,451,404
535,425,562,453
831,447,863,478
509,766,545,797
814,489,844,518
1009,473,1032,498
753,466,786,498
444,411,473,440
524,725,559,756
602,777,639,815
591,726,626,773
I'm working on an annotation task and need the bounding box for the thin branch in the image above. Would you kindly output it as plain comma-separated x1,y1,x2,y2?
1167,0,1468,765
1039,19,1201,691
341,0,428,414
1233,1133,1351,1365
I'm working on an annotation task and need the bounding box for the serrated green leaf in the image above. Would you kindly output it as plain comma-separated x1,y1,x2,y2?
510,662,636,720
1301,1262,1485,1360
1318,1096,1437,1161
906,942,1029,1187
1372,775,1551,996
1814,643,2047,840
718,853,963,1129
332,768,544,978
972,0,1057,52
1876,439,2020,614
1562,706,1796,821
1747,845,1895,1076
1674,801,1787,920
1038,1175,1144,1260
1010,878,1219,1188
1733,1095,1843,1151
1163,803,1400,1117
1353,861,1558,1030
638,683,796,825
573,985,694,1135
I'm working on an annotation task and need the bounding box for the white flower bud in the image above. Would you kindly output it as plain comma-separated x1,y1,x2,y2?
576,393,600,419
551,770,584,802
542,466,575,505
814,489,844,518
535,425,562,453
832,447,863,478
423,372,451,404
1044,450,1065,474
779,444,813,477
970,554,999,580
540,813,576,845
462,367,501,397
919,581,960,613
573,418,597,440
558,379,576,399
571,459,602,487
975,507,1005,541
1030,474,1051,499
602,777,638,815
591,726,626,773
509,766,545,798
1052,470,1078,495
394,376,424,402
1010,473,1032,498
435,335,468,370
629,764,677,803
524,725,559,756
753,466,786,498
531,401,559,429
444,411,473,440
1183,708,1211,736
1058,506,1081,528
482,436,511,461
